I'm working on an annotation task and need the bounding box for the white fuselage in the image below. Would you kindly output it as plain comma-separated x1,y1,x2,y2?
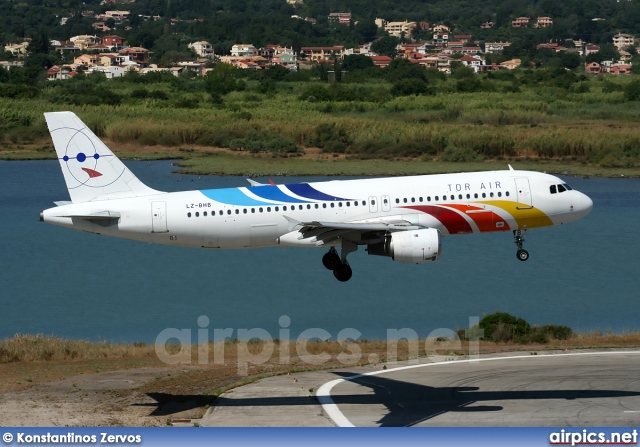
41,170,593,250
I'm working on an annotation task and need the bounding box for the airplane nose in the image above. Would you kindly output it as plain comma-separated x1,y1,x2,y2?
580,193,593,215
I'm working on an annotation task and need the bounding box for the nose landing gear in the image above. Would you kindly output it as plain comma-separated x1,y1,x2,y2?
514,230,529,261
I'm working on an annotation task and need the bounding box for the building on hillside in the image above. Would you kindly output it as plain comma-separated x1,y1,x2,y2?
613,33,634,51
432,24,450,33
299,46,344,61
535,17,553,28
484,42,511,54
70,35,100,50
189,41,215,58
480,21,494,29
4,42,29,56
500,58,521,70
511,17,530,28
385,21,416,38
328,12,351,25
87,65,126,78
369,55,392,68
231,44,257,57
103,35,125,50
584,62,601,74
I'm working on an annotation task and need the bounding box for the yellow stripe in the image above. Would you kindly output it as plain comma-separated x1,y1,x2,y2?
479,200,553,229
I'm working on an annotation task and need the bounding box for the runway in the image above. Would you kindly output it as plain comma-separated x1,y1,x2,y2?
202,350,640,427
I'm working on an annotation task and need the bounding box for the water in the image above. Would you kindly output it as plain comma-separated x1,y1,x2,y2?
1,160,639,343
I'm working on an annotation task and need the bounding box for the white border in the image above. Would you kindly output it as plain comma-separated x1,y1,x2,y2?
316,351,640,427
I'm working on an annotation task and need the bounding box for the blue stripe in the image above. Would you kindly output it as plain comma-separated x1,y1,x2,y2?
285,183,350,201
199,188,271,206
249,185,305,203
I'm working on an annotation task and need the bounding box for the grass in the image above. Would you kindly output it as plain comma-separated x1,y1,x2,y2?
1,76,640,176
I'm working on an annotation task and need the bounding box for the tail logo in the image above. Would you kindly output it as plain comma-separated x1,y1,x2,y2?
82,167,103,178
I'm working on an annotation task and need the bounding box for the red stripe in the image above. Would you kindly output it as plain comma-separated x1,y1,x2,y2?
403,205,473,234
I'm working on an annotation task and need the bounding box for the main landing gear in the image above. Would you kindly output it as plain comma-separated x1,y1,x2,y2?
513,230,529,262
322,242,357,282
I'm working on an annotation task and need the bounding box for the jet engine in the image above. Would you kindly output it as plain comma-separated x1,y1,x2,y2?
367,228,442,264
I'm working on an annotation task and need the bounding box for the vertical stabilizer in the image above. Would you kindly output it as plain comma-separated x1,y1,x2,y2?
44,111,163,203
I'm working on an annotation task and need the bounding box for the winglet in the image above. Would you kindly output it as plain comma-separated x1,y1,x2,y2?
282,215,302,232
246,179,266,187
508,164,514,171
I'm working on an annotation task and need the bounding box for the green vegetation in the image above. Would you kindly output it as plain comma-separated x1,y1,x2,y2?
460,312,575,344
1,66,640,176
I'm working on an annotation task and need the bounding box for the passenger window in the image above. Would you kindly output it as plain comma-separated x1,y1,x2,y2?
331,203,335,208
203,211,207,216
323,203,327,208
466,194,470,199
235,209,239,214
403,198,407,203
384,198,388,204
275,206,279,212
506,191,510,197
267,207,271,212
307,204,311,209
187,212,191,218
299,205,303,210
251,208,255,213
227,210,231,215
427,197,431,202
315,204,319,209
346,202,350,207
338,203,342,208
474,193,478,199
395,198,400,204
411,198,415,203
435,196,439,201
458,194,462,200
371,200,375,205
195,212,199,217
243,209,247,214
550,185,557,194
419,197,423,202
482,193,486,198
498,192,502,197
362,201,366,206
353,202,357,207
558,184,566,193
450,195,455,200
490,192,494,198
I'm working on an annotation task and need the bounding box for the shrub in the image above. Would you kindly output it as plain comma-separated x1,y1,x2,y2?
479,312,531,342
439,146,484,162
309,123,351,153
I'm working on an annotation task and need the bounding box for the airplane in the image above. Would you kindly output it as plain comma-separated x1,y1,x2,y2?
40,111,593,282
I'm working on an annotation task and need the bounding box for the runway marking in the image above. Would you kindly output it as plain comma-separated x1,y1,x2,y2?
316,351,640,427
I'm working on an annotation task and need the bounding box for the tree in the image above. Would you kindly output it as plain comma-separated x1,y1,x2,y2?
342,54,374,71
371,36,399,58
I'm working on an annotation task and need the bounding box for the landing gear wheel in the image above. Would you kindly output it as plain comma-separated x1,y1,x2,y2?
333,263,353,282
513,230,529,262
516,249,529,262
322,250,341,270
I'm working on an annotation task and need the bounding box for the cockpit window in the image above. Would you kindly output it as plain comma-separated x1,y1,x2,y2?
564,183,573,190
550,185,557,194
557,184,567,193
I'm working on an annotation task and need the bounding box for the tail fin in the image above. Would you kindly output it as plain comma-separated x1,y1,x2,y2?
44,111,162,203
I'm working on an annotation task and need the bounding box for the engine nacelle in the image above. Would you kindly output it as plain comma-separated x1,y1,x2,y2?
367,228,442,264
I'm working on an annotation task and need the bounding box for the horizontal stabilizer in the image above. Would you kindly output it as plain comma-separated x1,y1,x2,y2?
54,201,72,206
64,211,121,220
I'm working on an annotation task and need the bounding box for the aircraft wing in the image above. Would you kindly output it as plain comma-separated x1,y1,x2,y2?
284,216,423,246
